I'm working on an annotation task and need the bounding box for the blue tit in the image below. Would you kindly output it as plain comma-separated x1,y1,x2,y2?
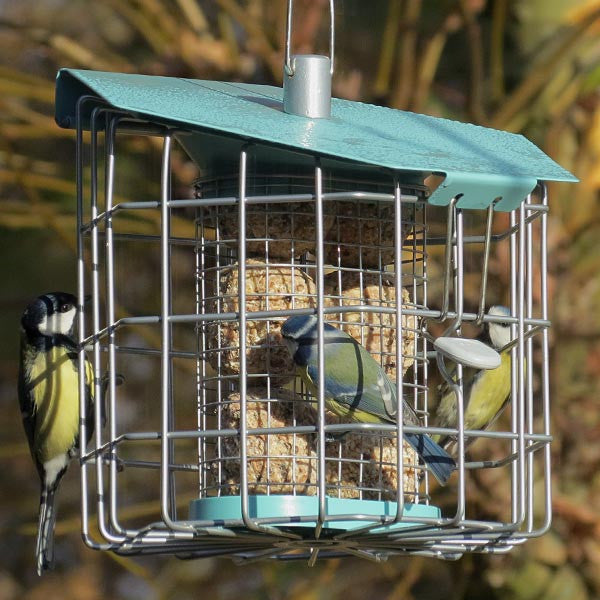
433,305,513,453
18,292,94,575
281,314,455,485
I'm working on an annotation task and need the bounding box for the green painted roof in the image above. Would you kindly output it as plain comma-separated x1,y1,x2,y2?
55,68,577,210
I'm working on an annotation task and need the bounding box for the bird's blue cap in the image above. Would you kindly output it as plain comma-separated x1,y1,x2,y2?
281,314,318,340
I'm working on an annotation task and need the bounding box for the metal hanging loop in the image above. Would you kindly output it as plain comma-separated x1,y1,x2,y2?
285,0,335,77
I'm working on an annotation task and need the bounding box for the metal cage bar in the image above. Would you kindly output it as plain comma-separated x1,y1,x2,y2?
75,104,552,561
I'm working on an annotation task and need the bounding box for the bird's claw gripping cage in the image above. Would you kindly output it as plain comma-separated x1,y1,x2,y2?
56,66,576,563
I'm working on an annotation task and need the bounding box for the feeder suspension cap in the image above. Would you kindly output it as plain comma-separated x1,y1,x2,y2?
282,0,334,119
283,55,332,119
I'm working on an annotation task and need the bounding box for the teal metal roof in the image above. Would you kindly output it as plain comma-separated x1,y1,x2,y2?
55,68,577,211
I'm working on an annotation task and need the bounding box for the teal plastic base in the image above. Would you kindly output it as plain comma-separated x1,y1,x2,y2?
189,495,440,533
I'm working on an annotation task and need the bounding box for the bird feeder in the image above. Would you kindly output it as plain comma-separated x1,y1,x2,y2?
55,6,576,563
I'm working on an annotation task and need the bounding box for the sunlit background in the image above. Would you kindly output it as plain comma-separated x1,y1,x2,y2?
1,1,599,598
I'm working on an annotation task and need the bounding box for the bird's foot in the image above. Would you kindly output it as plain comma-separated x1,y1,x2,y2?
325,431,349,443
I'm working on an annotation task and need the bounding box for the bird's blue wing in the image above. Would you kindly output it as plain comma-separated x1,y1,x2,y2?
306,348,454,484
305,341,397,422
302,332,455,484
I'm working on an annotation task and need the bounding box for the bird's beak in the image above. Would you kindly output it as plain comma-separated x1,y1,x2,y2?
283,337,297,358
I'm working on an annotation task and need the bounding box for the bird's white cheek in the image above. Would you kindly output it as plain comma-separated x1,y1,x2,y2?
38,309,76,336
490,325,511,350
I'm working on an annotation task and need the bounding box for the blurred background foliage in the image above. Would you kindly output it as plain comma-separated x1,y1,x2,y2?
0,0,599,598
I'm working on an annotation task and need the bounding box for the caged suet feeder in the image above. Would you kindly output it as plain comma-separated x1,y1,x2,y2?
55,2,577,563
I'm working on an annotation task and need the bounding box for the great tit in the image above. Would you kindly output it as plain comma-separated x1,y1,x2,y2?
433,305,513,453
18,292,94,575
281,314,455,485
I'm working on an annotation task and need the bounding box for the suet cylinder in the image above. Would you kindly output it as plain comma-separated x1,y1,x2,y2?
205,260,316,385
204,389,419,500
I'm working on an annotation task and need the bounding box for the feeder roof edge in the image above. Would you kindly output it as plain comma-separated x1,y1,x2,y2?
55,68,577,210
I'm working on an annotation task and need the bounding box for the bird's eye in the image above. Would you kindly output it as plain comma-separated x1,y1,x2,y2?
60,303,72,313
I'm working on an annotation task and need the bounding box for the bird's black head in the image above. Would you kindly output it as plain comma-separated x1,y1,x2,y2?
21,292,78,338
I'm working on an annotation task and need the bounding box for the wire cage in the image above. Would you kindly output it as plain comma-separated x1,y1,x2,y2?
56,68,576,563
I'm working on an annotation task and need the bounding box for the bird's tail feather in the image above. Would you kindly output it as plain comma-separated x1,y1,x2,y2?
404,432,455,486
36,486,57,576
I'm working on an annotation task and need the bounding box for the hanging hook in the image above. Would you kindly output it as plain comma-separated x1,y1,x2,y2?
435,197,458,323
285,0,335,77
475,202,495,326
441,204,465,337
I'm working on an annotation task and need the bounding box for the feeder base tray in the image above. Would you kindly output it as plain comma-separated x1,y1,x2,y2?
189,495,440,532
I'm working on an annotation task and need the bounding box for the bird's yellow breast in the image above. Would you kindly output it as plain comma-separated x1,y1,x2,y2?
29,346,82,463
465,352,512,431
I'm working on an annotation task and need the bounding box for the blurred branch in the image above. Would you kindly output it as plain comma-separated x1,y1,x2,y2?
373,0,402,98
124,0,235,74
292,0,328,55
0,442,29,459
217,11,242,72
50,34,124,71
554,493,600,536
0,98,69,137
0,76,54,104
412,10,463,112
107,553,156,581
176,0,213,38
104,0,172,57
0,152,64,176
490,0,508,103
0,209,76,230
388,556,424,600
0,168,77,197
0,18,124,71
216,0,281,81
130,0,182,42
567,0,600,24
285,557,340,599
549,73,587,120
458,0,487,124
19,174,77,253
490,8,600,130
390,0,422,109
1,123,72,140
0,65,55,97
178,29,234,73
